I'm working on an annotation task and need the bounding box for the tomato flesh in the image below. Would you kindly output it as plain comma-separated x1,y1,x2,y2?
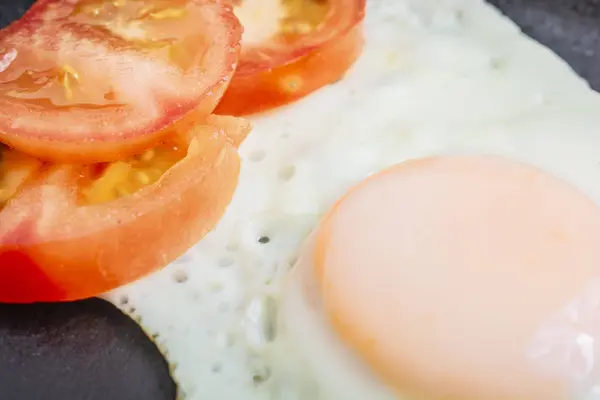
0,114,251,303
215,0,365,116
79,142,186,205
0,146,41,207
0,0,242,163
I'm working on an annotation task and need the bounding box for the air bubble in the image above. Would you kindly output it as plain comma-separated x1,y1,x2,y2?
245,296,279,348
489,57,505,70
281,75,302,92
252,368,272,386
258,236,270,244
288,256,299,268
278,165,296,181
119,294,129,306
248,356,272,387
218,257,234,268
173,269,189,283
249,150,266,162
262,296,278,342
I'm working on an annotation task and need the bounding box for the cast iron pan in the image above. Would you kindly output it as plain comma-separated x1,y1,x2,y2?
0,1,599,399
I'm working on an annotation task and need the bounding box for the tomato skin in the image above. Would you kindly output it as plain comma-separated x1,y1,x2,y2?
0,251,66,303
216,24,364,116
0,115,251,303
0,0,242,163
215,0,365,116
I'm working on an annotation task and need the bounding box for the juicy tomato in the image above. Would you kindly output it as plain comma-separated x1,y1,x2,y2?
0,114,251,303
215,0,365,116
0,0,242,163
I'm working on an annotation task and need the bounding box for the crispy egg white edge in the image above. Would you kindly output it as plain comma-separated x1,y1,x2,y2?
104,0,600,399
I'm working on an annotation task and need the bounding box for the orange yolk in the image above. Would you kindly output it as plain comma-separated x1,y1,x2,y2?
311,155,600,399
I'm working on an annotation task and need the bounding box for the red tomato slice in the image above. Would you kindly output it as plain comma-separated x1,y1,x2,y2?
0,0,242,163
0,114,251,303
215,0,365,116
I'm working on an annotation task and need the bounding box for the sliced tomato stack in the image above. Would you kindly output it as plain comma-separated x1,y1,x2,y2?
216,0,366,116
0,0,248,303
0,0,366,303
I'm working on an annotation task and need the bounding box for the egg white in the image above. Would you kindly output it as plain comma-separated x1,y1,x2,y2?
105,0,600,399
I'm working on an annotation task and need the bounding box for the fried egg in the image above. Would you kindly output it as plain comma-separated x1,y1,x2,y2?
105,0,600,398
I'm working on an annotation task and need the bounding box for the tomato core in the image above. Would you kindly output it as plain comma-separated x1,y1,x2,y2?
79,143,186,205
0,146,41,209
280,0,329,37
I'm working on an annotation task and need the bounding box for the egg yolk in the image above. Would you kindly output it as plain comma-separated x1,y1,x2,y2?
312,155,600,399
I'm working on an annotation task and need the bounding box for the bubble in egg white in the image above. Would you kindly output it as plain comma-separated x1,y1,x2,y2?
118,294,130,306
172,269,189,284
249,150,266,162
218,256,235,268
105,0,600,399
278,165,296,182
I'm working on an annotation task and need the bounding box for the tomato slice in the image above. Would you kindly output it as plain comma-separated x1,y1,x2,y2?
0,114,251,303
215,0,365,116
0,0,242,163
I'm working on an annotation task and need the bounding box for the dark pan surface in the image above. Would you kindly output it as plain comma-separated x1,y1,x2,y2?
0,299,176,400
0,1,599,399
489,0,600,90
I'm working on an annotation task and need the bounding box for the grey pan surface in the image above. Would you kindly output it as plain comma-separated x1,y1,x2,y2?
489,0,600,90
0,0,599,399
